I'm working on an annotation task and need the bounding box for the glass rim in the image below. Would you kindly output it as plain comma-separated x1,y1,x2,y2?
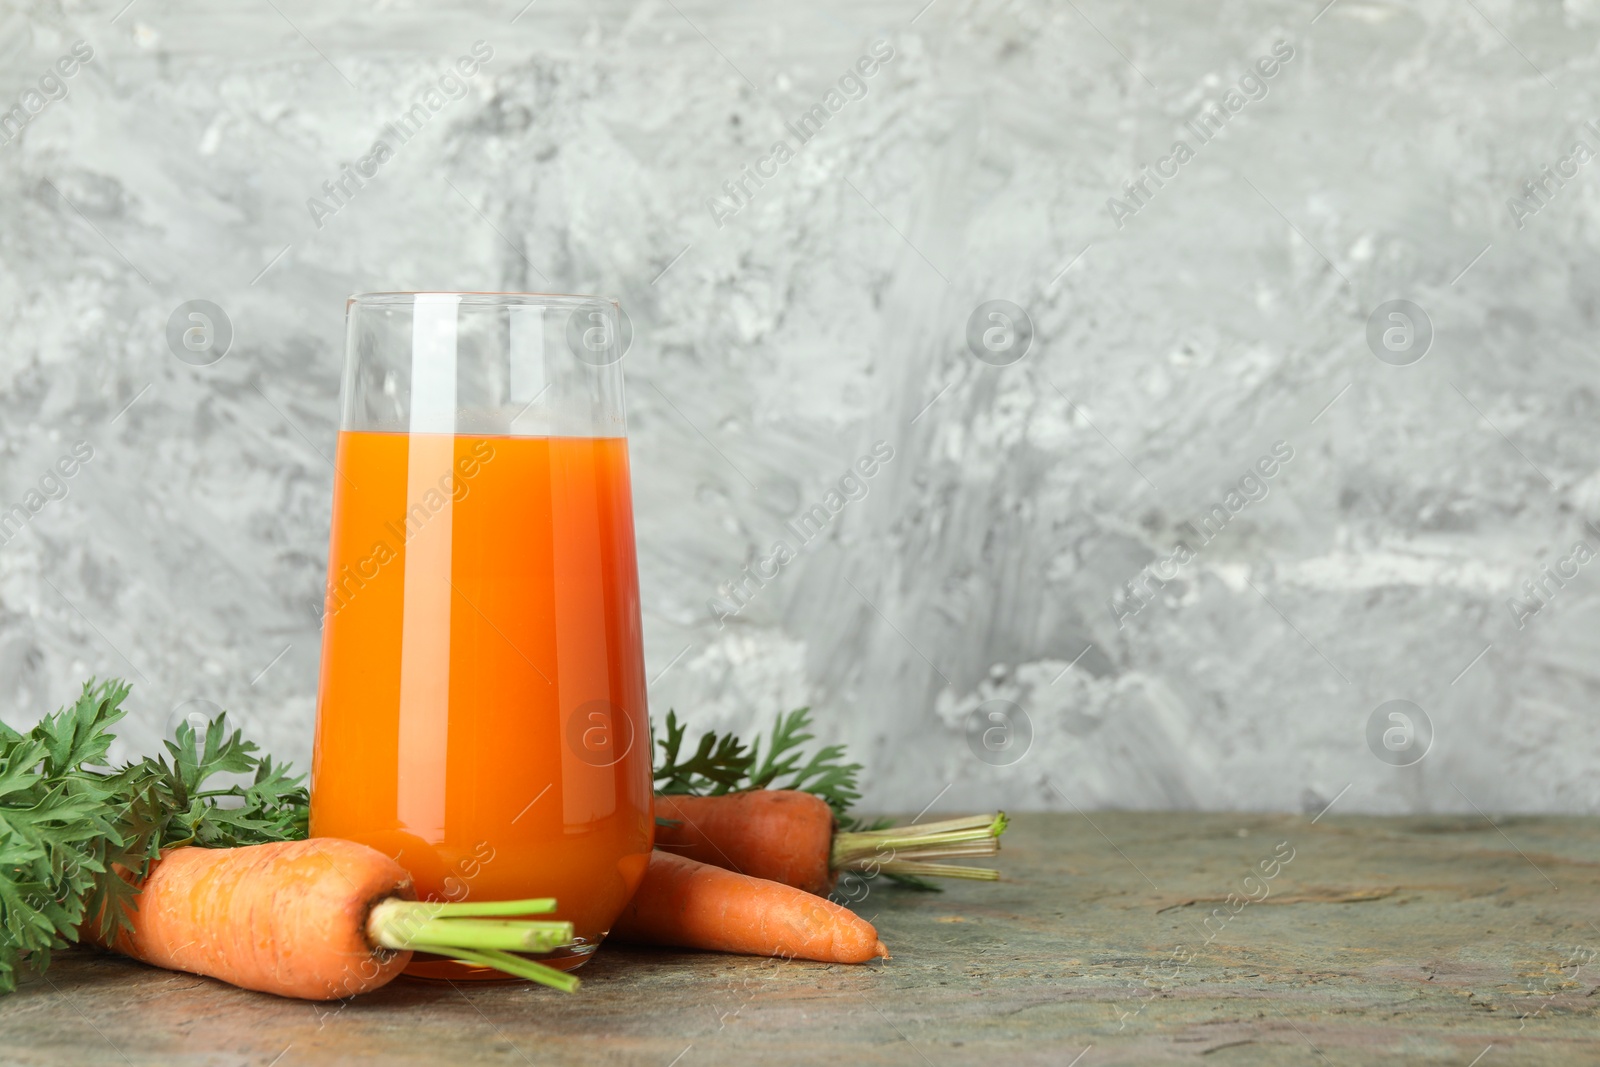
346,291,617,309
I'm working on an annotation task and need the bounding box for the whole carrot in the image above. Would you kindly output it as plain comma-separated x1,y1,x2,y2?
655,790,1007,894
609,851,888,964
85,839,579,1000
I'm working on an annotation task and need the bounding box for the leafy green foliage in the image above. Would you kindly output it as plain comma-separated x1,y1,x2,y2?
0,680,309,995
745,709,862,817
653,707,862,819
0,679,129,994
652,710,753,797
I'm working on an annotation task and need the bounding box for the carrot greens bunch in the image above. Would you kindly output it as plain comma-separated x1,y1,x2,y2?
0,679,309,994
654,707,862,816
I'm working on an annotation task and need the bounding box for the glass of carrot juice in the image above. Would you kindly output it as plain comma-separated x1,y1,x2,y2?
310,292,652,979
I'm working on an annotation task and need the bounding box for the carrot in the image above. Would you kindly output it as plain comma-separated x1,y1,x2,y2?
85,838,580,1000
656,791,836,893
654,790,1008,894
609,851,888,964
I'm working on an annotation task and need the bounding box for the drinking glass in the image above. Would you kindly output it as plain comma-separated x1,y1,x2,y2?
310,292,652,979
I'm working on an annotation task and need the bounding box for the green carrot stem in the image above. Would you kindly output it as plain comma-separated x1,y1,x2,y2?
368,895,582,990
390,917,575,953
832,812,1008,872
415,898,558,918
837,842,1001,869
367,899,574,956
411,944,581,993
877,860,1001,881
871,813,1009,838
837,828,999,857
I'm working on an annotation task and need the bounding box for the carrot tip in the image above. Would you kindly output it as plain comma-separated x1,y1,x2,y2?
874,940,890,960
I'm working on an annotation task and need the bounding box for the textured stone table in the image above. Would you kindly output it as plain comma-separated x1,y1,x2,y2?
5,813,1599,1065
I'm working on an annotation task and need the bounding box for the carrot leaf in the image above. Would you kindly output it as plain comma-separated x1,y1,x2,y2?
653,707,863,819
745,709,862,818
109,713,310,882
652,710,753,796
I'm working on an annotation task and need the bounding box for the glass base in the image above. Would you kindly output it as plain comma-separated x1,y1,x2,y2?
401,940,599,981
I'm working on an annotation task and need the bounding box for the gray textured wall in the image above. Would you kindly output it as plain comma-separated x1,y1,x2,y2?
2,0,1597,816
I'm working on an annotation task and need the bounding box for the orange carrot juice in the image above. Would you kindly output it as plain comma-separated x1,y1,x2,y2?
310,430,653,977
